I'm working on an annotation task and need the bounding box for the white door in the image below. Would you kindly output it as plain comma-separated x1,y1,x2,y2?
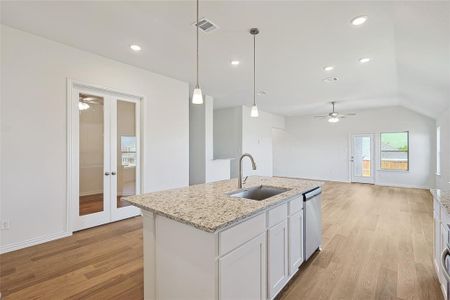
110,97,141,221
72,86,141,231
288,210,303,277
267,220,288,299
219,234,266,300
351,134,374,184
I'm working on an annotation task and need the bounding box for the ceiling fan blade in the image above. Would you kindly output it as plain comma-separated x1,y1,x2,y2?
313,115,327,119
345,113,357,116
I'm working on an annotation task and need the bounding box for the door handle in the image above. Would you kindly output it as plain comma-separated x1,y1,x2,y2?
441,248,450,282
105,172,110,176
111,172,116,176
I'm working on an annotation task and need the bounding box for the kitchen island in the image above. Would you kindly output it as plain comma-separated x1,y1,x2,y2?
431,188,450,299
125,176,323,300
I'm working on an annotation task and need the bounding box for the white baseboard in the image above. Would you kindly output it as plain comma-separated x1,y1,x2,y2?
375,182,430,190
0,231,72,254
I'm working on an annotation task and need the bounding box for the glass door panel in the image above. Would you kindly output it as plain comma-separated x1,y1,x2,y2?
117,100,137,208
351,134,374,184
74,90,111,231
111,98,141,221
79,93,105,215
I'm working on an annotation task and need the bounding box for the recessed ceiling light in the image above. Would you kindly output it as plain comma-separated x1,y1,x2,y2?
359,57,372,64
231,60,240,66
257,90,267,96
130,44,142,52
351,16,368,26
322,77,339,83
324,66,334,71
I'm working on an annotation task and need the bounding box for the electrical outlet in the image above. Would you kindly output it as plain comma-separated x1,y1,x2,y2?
0,220,10,230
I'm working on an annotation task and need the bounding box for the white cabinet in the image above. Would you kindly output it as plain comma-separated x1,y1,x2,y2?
142,192,309,300
433,193,449,300
267,220,288,299
219,233,266,300
441,223,448,299
288,210,303,277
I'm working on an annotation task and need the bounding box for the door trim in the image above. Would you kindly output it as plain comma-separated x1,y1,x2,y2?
67,78,144,233
349,133,375,184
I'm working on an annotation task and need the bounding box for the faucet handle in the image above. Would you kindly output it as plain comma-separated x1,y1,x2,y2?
243,176,248,185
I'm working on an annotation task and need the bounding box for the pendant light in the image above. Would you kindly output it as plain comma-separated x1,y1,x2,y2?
250,28,259,117
192,0,203,104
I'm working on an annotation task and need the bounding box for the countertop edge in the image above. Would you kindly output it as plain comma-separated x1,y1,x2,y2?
126,186,318,233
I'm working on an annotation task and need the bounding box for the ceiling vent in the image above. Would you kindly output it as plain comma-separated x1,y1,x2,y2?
193,18,218,33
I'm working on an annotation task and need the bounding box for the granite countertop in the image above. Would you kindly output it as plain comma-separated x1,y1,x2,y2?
431,188,450,213
124,176,323,233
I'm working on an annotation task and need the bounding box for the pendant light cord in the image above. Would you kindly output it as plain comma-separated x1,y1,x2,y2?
196,0,199,88
253,33,256,106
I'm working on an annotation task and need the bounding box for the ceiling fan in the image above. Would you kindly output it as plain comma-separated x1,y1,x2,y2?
313,101,356,123
78,94,102,110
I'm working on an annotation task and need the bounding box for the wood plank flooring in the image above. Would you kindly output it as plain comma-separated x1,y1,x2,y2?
0,182,442,299
79,194,132,216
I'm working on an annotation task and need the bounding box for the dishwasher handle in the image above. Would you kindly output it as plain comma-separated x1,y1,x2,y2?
441,248,450,282
303,187,321,201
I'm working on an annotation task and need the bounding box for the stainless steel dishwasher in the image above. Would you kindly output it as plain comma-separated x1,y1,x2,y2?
303,187,322,261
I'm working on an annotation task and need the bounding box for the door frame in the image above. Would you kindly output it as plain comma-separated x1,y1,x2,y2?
349,133,375,184
67,78,144,232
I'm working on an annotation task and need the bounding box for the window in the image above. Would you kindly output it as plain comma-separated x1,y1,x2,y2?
380,132,409,171
437,127,441,175
121,136,137,168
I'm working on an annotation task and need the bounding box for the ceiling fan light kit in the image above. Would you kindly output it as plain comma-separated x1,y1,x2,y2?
314,101,356,124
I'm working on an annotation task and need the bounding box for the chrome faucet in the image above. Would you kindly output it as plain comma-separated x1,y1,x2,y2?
238,153,257,189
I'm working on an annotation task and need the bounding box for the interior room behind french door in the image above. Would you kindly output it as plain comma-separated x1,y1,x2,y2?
72,85,141,231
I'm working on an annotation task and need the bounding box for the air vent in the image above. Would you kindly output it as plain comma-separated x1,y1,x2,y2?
193,18,218,32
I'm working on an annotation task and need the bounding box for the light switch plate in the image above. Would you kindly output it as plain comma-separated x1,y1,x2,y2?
0,220,10,230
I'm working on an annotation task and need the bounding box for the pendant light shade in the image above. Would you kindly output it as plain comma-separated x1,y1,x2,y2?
192,0,203,104
192,86,203,104
250,28,259,118
251,104,259,117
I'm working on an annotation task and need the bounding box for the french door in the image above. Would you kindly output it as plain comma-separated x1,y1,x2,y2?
72,85,141,231
350,134,375,184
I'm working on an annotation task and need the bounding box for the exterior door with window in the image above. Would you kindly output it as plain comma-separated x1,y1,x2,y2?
72,86,141,231
351,134,374,184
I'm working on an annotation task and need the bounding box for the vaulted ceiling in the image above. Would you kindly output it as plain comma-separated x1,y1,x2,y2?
1,1,449,118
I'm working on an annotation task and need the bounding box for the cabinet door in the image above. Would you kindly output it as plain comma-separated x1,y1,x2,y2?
219,233,266,300
440,224,448,297
288,210,303,276
435,214,441,275
267,220,288,299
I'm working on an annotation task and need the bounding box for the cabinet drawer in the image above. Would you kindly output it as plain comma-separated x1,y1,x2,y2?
288,196,302,216
219,213,266,256
268,203,288,228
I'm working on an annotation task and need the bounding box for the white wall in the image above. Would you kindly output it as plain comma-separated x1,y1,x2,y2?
0,26,189,252
214,106,284,179
189,96,230,185
273,106,435,189
437,107,450,190
241,106,275,177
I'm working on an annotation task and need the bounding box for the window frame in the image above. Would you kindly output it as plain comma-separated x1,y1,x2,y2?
437,126,441,175
380,131,409,172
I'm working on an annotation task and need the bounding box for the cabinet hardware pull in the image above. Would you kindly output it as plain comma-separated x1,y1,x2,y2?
441,248,450,282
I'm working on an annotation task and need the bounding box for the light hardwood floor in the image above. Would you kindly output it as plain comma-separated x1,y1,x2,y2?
0,182,443,299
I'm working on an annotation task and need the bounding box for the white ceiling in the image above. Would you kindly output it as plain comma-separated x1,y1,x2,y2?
1,1,449,118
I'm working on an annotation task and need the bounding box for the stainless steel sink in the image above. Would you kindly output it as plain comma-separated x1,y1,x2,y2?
228,185,290,201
